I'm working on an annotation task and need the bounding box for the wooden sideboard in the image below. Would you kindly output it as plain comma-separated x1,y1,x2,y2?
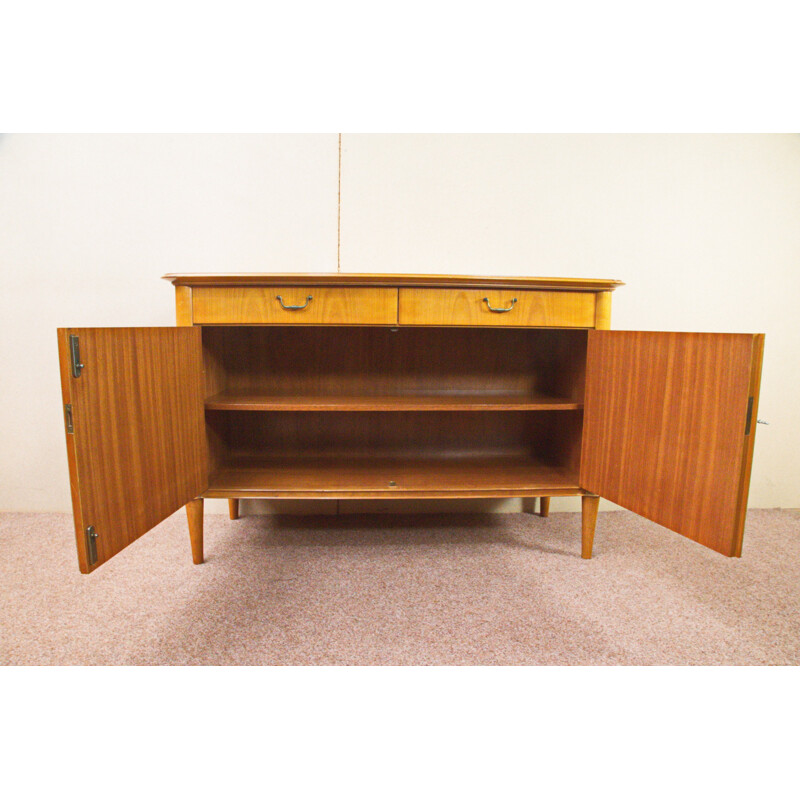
57,273,764,574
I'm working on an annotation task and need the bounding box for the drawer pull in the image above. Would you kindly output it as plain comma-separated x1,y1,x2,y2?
276,294,313,311
483,296,517,313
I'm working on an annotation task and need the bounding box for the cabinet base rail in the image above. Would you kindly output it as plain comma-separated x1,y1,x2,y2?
185,492,601,563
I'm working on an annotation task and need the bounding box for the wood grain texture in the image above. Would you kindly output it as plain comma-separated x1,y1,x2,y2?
581,495,599,558
201,327,588,404
594,292,612,329
57,328,208,572
731,334,765,556
205,488,585,500
206,409,583,464
192,286,398,325
204,391,582,411
207,455,581,497
186,498,204,564
56,331,90,572
581,331,763,556
164,272,624,292
399,288,596,328
539,497,550,517
175,286,193,326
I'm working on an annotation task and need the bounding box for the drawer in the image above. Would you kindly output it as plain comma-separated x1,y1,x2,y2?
399,288,597,327
192,287,398,325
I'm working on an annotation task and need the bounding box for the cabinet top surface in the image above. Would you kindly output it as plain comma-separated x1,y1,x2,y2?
162,273,624,291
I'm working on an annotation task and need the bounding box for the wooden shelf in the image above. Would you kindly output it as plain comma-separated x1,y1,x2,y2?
204,391,582,412
205,455,581,498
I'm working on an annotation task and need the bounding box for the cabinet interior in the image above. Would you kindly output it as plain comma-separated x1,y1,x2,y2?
201,326,587,495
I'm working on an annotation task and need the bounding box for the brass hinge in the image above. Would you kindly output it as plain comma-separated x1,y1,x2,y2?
85,525,98,566
69,334,84,378
64,404,74,434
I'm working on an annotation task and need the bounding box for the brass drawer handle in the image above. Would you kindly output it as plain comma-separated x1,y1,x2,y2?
483,296,517,313
276,294,313,310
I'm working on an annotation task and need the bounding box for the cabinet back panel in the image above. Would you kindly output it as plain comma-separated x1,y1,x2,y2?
201,327,587,401
207,409,583,464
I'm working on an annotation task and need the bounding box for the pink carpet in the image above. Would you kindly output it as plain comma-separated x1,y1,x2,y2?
1,509,798,665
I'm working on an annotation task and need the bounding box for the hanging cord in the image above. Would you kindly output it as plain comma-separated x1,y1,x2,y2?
337,133,342,273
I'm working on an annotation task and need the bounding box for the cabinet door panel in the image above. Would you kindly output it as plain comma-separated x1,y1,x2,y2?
57,328,208,572
581,331,763,556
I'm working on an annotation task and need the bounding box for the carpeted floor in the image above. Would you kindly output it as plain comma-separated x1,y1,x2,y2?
1,509,798,665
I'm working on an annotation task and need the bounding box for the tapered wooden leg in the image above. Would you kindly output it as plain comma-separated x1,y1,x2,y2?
539,497,550,517
581,495,599,559
186,498,204,565
228,498,240,520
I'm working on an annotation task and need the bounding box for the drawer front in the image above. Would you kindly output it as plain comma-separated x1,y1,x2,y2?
192,287,398,325
399,288,597,327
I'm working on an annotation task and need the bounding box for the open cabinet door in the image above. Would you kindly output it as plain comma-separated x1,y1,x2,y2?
581,331,764,557
57,328,208,573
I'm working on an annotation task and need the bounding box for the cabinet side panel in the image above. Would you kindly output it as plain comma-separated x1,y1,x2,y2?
594,292,612,329
175,285,193,326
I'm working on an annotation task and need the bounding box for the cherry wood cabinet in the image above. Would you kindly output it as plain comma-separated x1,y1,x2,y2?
57,274,764,573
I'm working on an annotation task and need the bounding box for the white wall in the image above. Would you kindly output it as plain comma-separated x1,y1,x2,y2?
1,134,797,514
0,134,339,514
